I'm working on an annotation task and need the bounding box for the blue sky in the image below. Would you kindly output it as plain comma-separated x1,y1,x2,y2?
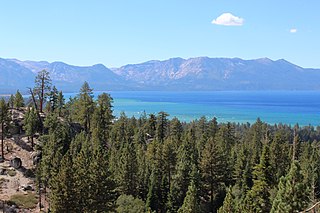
1,0,319,68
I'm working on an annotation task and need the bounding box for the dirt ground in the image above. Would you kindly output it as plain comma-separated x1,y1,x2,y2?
0,135,43,212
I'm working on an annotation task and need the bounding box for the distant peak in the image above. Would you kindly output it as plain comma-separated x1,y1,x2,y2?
256,57,273,62
51,61,67,65
276,58,289,63
93,63,106,68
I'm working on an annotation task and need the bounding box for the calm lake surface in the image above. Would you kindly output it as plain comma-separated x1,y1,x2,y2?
64,91,320,126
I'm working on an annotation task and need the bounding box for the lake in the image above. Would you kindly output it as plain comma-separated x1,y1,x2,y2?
64,91,320,126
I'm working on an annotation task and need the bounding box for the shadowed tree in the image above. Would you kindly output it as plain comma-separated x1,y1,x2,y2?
8,94,14,109
177,180,200,213
57,91,65,116
0,99,10,158
156,111,169,143
218,187,236,213
242,143,273,213
24,107,39,148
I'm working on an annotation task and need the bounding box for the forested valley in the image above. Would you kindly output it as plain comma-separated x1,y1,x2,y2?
2,70,320,213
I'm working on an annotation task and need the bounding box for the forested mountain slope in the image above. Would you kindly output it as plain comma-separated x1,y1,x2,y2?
1,72,318,212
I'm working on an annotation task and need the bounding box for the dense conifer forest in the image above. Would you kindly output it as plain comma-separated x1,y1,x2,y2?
2,71,320,212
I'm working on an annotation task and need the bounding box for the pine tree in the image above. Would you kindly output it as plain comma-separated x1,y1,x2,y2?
47,86,59,113
169,117,183,146
242,144,273,213
146,114,157,138
207,117,218,139
75,82,95,133
177,181,200,213
34,69,51,112
200,137,225,212
118,142,138,196
91,92,114,146
14,90,25,109
196,116,209,155
215,123,235,184
87,137,117,212
271,160,309,213
50,151,76,212
135,142,149,200
8,94,14,109
250,118,265,164
0,98,10,158
57,91,65,116
156,111,169,143
146,168,162,211
39,118,71,198
218,188,236,213
72,135,92,212
116,195,145,213
291,131,302,161
270,131,290,182
167,127,198,212
232,144,253,207
162,138,176,199
300,142,320,208
145,140,170,212
24,107,39,148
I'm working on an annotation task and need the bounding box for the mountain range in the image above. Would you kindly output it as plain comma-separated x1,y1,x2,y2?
1,57,320,94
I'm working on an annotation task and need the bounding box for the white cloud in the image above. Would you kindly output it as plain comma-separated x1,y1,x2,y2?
212,13,244,26
290,28,297,33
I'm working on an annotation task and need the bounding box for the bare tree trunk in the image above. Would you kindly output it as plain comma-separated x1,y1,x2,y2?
28,88,43,133
31,136,34,149
39,179,42,211
40,74,44,113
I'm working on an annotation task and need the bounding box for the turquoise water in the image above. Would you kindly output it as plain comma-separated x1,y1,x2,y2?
64,91,320,126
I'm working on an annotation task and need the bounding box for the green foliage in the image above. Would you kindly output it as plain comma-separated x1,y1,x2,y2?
50,152,76,212
156,111,169,143
47,86,59,113
177,181,200,213
118,142,138,196
32,81,320,213
14,90,25,108
200,136,225,211
146,114,156,138
271,160,309,213
91,92,114,145
270,131,290,182
8,94,14,109
0,98,11,157
242,143,273,212
116,195,145,213
57,90,65,116
167,127,198,212
24,107,39,148
87,138,117,212
218,188,236,213
74,81,95,133
10,193,38,209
